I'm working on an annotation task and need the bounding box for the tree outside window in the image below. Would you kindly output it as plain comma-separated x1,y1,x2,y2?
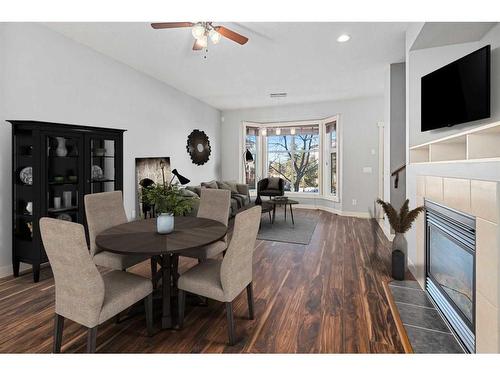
266,127,319,193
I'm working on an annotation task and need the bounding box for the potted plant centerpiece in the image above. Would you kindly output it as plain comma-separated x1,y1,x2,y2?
142,183,193,234
377,198,424,276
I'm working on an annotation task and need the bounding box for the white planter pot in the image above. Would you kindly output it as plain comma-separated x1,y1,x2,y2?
157,213,174,234
392,232,408,272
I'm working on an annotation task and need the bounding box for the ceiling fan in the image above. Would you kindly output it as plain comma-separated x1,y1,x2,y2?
151,22,249,51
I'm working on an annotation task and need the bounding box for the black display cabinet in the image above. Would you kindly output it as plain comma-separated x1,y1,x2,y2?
7,120,125,282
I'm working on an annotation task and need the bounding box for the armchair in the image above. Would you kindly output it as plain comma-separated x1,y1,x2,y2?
256,177,285,204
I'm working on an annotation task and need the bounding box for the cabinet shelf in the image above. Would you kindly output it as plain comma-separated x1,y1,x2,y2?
47,206,78,213
48,181,78,185
410,121,500,164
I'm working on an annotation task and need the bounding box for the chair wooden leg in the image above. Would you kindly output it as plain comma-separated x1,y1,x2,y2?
145,294,154,336
246,282,255,320
178,290,186,329
53,314,64,353
151,257,158,289
225,301,235,346
86,327,97,353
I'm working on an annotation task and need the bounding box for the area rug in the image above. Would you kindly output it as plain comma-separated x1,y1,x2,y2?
257,213,318,245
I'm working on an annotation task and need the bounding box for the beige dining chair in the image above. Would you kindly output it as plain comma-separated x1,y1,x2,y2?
40,218,153,353
85,191,147,270
177,205,262,345
179,188,231,261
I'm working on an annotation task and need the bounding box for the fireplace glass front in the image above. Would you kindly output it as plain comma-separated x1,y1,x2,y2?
425,200,476,353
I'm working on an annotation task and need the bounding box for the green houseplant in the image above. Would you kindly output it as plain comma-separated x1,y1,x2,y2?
377,198,424,272
142,184,193,234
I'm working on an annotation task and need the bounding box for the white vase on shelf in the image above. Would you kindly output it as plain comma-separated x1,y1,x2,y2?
55,137,68,157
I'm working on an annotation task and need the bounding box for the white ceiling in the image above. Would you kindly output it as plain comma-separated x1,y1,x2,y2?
44,22,408,110
411,22,496,51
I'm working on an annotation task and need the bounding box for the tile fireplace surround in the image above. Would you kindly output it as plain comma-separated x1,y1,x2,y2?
414,176,500,353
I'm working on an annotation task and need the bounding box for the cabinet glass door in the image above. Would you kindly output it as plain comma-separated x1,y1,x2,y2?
45,134,83,224
89,137,116,193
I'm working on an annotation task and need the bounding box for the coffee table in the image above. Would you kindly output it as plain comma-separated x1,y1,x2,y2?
268,198,299,225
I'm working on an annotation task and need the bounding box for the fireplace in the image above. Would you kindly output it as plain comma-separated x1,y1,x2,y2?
425,200,476,353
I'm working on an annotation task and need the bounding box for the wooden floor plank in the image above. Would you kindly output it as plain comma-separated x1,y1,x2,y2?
0,209,404,353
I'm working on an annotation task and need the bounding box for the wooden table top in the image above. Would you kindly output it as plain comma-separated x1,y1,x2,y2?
95,216,227,256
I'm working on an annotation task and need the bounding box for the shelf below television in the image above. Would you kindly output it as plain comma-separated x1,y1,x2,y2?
410,120,500,164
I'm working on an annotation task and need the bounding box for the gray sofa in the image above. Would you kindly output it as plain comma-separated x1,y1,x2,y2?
180,180,252,218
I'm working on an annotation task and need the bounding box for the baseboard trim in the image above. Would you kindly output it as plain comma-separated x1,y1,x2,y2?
377,219,395,241
0,262,32,280
295,204,371,219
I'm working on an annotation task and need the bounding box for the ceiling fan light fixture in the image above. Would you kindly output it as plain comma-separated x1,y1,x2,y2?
197,34,208,48
191,23,206,39
209,29,221,44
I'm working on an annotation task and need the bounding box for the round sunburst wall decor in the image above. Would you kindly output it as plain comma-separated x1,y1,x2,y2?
186,129,211,165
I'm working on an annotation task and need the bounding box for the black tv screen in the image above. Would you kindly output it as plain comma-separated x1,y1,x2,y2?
421,45,491,132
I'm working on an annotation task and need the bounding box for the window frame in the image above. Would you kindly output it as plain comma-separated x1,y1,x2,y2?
241,116,340,201
321,115,341,202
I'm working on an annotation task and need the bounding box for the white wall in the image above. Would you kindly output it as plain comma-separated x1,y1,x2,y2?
220,96,384,214
382,63,406,236
0,23,221,277
405,24,500,281
389,63,406,210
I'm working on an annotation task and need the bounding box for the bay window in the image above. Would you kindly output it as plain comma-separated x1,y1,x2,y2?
242,116,339,200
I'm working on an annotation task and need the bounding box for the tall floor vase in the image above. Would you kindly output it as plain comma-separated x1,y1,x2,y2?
392,232,408,274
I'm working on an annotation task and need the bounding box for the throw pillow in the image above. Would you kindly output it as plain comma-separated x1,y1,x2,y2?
216,181,232,191
218,181,240,194
223,181,241,194
267,177,281,190
186,186,202,196
201,180,218,189
179,188,199,198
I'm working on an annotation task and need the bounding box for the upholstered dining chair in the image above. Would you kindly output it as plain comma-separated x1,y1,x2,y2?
179,188,231,261
85,191,147,270
177,205,262,345
39,218,153,353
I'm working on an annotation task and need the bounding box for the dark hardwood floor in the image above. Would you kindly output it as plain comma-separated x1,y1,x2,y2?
0,209,404,353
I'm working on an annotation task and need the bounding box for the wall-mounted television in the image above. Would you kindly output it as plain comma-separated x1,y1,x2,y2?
421,45,491,132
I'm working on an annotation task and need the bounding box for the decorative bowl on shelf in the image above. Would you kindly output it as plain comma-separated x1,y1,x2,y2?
56,213,72,222
53,176,65,183
67,175,78,183
19,166,33,185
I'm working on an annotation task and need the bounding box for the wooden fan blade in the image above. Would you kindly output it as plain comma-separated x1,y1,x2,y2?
215,26,248,45
193,39,203,51
151,22,194,29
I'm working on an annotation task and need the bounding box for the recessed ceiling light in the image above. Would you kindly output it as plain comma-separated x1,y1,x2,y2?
337,34,350,43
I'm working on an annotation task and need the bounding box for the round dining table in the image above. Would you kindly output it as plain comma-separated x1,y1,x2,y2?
95,216,227,329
